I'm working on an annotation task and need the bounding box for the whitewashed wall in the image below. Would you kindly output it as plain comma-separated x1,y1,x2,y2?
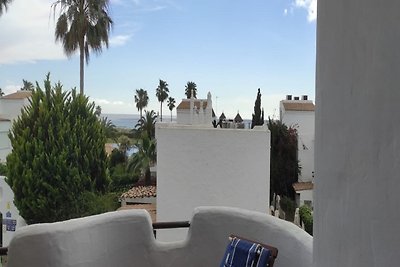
0,99,28,121
299,190,313,207
0,176,25,246
156,124,270,241
281,110,315,182
0,121,11,162
315,0,400,265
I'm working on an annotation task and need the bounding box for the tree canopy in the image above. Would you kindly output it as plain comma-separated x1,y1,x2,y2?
267,118,301,200
52,0,113,94
134,88,149,119
6,74,109,224
185,81,197,99
251,88,264,128
0,0,12,16
155,79,169,122
167,96,176,122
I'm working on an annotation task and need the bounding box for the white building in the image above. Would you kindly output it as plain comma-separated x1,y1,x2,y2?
176,92,213,125
280,95,315,207
0,91,32,162
0,176,26,246
156,92,271,241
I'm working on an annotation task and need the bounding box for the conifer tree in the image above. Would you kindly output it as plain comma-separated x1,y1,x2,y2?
251,88,264,128
6,74,109,224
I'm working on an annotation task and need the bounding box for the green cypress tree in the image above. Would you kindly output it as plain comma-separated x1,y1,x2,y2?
251,88,264,129
6,74,109,224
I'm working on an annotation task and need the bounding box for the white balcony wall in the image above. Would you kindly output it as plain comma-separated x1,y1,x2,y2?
156,124,270,241
315,0,400,265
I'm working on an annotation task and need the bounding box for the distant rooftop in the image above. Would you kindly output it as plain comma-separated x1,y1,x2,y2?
282,102,315,112
0,117,10,122
293,181,314,191
177,99,208,110
2,91,32,100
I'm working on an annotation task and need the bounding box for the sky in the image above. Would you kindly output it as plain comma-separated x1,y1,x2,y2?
0,0,316,120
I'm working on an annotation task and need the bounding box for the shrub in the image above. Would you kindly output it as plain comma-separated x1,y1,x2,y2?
299,205,313,235
280,196,296,222
0,163,7,176
6,74,109,224
109,163,139,192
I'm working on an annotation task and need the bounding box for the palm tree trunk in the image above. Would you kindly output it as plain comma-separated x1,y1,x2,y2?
145,167,151,186
170,111,172,122
80,43,84,94
160,102,163,122
140,108,143,120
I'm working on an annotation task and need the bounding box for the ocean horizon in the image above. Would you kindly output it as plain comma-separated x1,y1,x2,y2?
101,113,141,129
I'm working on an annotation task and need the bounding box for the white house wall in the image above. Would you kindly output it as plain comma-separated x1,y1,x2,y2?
281,110,315,182
0,99,27,121
0,176,25,246
0,121,11,162
315,0,400,265
156,124,270,241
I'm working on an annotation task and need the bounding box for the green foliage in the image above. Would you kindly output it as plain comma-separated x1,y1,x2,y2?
0,163,7,176
134,88,149,119
109,148,126,168
100,117,117,142
299,205,313,235
80,192,120,217
52,0,113,93
185,81,197,98
127,133,156,186
167,97,176,122
109,163,139,192
279,196,296,222
268,118,301,200
6,74,109,224
133,110,157,139
21,79,34,91
155,79,169,122
118,135,131,157
251,88,264,128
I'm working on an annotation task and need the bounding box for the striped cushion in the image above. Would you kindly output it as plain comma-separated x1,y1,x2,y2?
220,237,271,267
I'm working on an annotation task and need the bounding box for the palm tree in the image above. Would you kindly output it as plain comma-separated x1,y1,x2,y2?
134,88,149,119
0,0,12,16
127,133,156,186
185,81,197,99
21,79,34,91
155,79,169,122
100,117,117,142
0,88,4,97
134,110,157,139
118,135,131,160
94,105,102,116
167,97,175,122
52,0,113,94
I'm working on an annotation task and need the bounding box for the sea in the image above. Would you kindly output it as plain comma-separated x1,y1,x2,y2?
101,114,141,129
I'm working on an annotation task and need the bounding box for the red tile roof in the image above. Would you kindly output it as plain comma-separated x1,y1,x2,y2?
282,102,315,111
120,186,157,199
177,99,208,110
293,182,314,191
2,91,32,100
